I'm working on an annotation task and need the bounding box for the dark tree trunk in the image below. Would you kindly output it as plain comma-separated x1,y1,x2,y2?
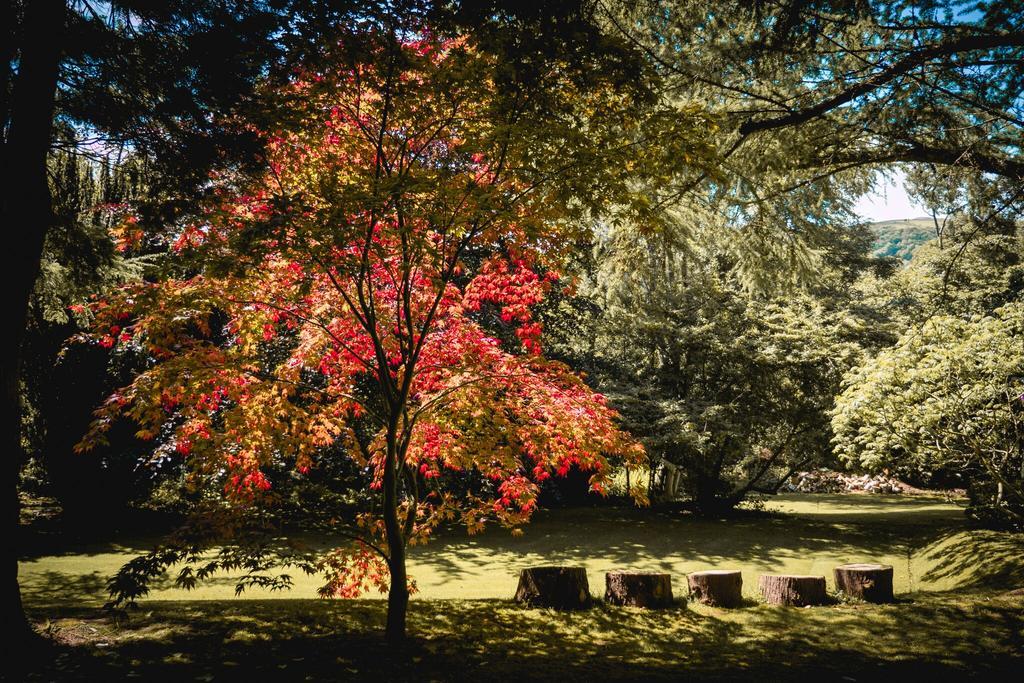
604,571,674,608
382,435,408,642
692,492,740,517
687,569,743,607
385,554,409,642
758,574,828,606
2,0,65,646
515,566,591,609
834,564,894,603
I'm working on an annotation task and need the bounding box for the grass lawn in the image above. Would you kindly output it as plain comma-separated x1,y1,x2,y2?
16,494,1024,680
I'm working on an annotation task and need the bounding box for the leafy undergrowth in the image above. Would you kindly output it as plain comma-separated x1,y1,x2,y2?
18,592,1024,681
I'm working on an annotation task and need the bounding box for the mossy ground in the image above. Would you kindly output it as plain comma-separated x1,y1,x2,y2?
16,494,1024,680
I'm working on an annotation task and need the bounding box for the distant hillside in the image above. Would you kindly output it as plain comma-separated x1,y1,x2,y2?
869,217,936,261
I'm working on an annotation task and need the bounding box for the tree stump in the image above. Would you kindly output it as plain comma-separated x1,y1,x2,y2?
604,571,674,608
758,574,827,606
834,563,894,603
687,570,743,607
515,566,591,609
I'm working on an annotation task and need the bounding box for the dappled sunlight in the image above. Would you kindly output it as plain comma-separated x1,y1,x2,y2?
11,1,1024,679
20,570,110,606
18,498,1024,680
23,595,1024,681
405,495,987,598
766,494,968,524
918,530,1024,590
21,495,1016,605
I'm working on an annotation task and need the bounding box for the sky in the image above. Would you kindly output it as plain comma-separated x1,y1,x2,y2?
854,169,928,222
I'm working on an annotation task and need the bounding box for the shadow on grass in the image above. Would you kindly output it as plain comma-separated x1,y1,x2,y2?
19,567,256,608
21,496,1024,612
24,498,1021,605
919,529,1024,590
19,570,110,606
411,504,961,584
17,593,1024,682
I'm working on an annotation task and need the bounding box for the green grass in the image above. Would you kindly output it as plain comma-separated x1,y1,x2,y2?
17,494,1024,680
20,494,1021,604
24,594,1024,681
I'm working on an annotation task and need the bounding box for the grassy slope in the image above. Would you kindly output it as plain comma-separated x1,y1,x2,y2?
18,494,1024,681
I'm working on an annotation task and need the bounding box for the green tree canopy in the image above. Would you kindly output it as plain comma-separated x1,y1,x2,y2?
833,302,1024,528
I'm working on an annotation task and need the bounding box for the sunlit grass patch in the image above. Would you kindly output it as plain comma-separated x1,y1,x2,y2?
20,494,1023,607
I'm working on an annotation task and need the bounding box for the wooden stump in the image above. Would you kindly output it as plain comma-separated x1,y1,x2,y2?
605,571,674,608
515,566,591,609
687,570,743,607
834,563,894,603
758,574,827,606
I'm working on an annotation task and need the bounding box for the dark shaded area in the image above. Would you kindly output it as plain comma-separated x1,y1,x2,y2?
26,331,163,525
15,595,1024,681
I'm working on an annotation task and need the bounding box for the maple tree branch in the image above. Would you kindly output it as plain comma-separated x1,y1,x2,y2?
329,530,390,563
222,294,376,376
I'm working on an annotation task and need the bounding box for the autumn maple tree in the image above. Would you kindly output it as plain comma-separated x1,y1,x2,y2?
74,23,708,640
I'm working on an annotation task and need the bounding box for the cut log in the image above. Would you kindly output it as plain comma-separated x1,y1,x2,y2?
604,571,674,608
834,563,894,603
687,570,743,607
515,566,591,609
758,574,827,606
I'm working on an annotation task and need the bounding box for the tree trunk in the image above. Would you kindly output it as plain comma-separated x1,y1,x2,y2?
381,434,408,642
833,564,894,603
604,571,674,608
385,555,409,642
2,0,65,646
758,574,828,606
687,570,743,607
515,566,591,609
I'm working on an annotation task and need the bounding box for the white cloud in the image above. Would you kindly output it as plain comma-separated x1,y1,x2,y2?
854,169,928,222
